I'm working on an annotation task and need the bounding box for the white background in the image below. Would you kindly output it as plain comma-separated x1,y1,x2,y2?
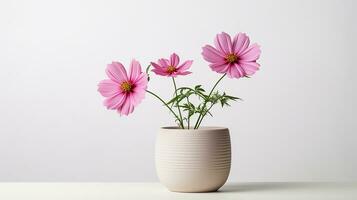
0,0,356,182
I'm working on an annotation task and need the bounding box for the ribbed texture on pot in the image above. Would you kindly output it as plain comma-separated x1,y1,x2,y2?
155,127,231,192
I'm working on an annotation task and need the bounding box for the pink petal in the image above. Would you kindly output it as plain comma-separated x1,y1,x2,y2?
239,43,261,62
170,53,180,67
97,79,120,97
118,95,134,116
209,62,230,73
131,88,146,106
226,67,236,78
152,68,168,76
158,59,170,68
129,59,142,81
233,33,250,54
235,63,246,77
104,93,125,109
151,62,164,70
214,32,233,54
227,64,245,79
175,71,192,76
202,45,225,63
134,74,148,89
106,62,128,83
167,73,178,77
240,61,260,75
177,60,193,71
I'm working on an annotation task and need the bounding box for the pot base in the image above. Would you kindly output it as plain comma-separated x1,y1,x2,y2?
168,188,219,193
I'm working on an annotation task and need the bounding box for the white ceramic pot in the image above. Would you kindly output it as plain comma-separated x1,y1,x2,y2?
155,127,231,192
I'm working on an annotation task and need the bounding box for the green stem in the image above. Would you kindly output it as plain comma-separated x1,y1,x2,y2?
197,102,215,127
194,73,226,129
172,77,184,128
146,90,182,128
186,96,190,129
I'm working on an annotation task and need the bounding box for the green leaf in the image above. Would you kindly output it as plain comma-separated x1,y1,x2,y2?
145,64,151,74
194,85,205,92
224,94,241,101
145,64,152,81
166,94,182,105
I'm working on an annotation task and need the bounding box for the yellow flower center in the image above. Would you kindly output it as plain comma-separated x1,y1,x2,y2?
120,81,133,92
166,66,176,74
225,53,238,63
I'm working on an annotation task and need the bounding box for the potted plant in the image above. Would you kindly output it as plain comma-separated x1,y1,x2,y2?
97,32,261,192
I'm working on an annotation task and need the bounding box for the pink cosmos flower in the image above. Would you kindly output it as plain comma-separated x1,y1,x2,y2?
202,32,261,78
97,60,148,116
151,53,193,77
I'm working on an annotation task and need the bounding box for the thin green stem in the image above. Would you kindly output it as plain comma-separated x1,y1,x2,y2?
186,96,190,129
146,90,182,128
172,77,184,128
197,102,214,127
194,73,226,129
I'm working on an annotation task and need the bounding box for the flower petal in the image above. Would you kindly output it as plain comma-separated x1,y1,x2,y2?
152,68,168,76
209,62,230,73
235,63,246,77
177,60,193,71
214,32,233,54
97,79,120,97
202,45,225,63
118,95,134,116
240,61,260,75
158,59,170,68
169,74,178,77
227,64,245,79
104,93,125,109
134,74,148,89
170,53,180,67
129,59,142,81
226,67,236,78
106,62,128,83
233,33,250,54
131,88,146,106
240,43,261,62
175,71,192,76
151,62,163,70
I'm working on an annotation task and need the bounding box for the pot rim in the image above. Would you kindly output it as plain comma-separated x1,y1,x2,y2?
160,126,228,131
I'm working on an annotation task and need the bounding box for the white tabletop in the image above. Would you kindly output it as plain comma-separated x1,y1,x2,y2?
0,182,356,200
